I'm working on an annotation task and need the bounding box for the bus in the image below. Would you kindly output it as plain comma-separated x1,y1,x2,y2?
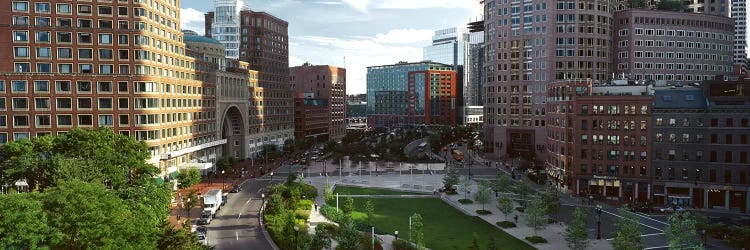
452,149,464,161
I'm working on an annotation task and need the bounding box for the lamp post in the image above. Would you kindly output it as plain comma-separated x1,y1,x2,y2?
395,230,399,240
221,170,226,190
596,205,602,240
270,172,274,181
293,226,299,249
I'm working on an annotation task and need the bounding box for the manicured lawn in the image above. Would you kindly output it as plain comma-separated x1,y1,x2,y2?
346,197,535,250
333,185,426,195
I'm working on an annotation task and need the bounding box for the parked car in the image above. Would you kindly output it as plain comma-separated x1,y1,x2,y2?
196,233,207,245
198,211,212,225
658,206,686,213
629,202,652,213
196,226,207,236
230,185,242,193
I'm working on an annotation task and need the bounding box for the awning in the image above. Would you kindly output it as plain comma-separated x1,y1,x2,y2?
182,162,213,170
14,180,28,187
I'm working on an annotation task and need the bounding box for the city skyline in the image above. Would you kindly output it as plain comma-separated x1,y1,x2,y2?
179,0,482,95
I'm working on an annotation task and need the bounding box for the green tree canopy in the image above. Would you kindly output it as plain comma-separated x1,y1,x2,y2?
0,192,49,249
564,207,589,250
411,213,425,249
177,168,202,189
611,208,643,250
494,171,512,192
497,194,514,219
474,181,492,211
666,212,702,249
525,196,548,235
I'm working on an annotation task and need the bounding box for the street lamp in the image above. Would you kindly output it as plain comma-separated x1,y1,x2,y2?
221,170,226,190
596,205,602,240
270,172,274,181
293,226,299,249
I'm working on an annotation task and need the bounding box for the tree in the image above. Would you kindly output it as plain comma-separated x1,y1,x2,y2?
727,225,750,248
525,196,548,235
342,197,355,217
494,171,512,193
410,213,425,249
486,237,499,250
657,0,684,10
564,207,589,250
261,144,279,159
283,138,295,153
43,180,143,249
459,175,472,199
497,194,514,219
365,199,375,226
324,183,333,203
183,189,199,217
468,232,481,250
611,207,643,250
541,187,561,218
309,225,331,250
474,181,492,211
156,222,209,250
442,167,459,190
666,212,702,249
338,220,362,250
265,193,285,215
517,179,530,208
215,156,236,175
0,192,49,249
177,169,202,189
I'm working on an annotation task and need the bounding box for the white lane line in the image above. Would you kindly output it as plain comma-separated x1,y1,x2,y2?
600,209,664,233
605,232,664,241
236,231,239,240
631,211,669,225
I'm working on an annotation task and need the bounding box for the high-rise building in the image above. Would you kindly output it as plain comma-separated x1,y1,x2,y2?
732,0,748,74
366,62,458,128
612,10,734,82
483,0,613,162
0,0,221,178
206,2,294,153
546,79,653,203
205,0,241,59
290,63,347,142
651,80,750,213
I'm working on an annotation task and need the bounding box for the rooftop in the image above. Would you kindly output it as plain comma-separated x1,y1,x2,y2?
182,31,223,46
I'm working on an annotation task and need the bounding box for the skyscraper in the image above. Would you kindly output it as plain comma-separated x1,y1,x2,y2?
206,2,294,151
1,0,222,178
290,63,347,142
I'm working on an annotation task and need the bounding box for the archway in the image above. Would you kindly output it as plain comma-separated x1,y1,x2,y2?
220,106,246,160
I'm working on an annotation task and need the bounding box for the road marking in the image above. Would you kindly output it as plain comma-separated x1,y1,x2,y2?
600,209,664,233
643,246,670,250
631,211,668,225
605,232,664,241
236,231,239,240
245,198,252,206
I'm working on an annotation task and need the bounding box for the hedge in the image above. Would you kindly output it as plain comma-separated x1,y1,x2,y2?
476,210,492,215
458,199,474,204
525,236,548,244
295,209,311,220
496,221,517,228
391,239,418,250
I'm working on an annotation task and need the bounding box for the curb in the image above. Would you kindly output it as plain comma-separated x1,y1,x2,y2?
258,199,281,250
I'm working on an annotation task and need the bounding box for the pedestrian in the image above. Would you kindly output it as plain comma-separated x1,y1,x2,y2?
314,203,318,211
514,215,518,224
177,214,181,222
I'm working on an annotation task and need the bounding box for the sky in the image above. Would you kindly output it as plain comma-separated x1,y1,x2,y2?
179,0,482,94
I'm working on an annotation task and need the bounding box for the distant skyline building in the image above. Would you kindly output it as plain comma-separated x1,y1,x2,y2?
366,62,458,128
207,0,241,59
290,63,347,142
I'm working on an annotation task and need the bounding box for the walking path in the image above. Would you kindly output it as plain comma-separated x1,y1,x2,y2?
305,174,613,250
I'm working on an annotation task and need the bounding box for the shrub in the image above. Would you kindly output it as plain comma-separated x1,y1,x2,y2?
547,218,557,224
458,199,474,204
300,183,319,199
515,207,525,213
525,236,548,244
317,222,341,237
445,190,458,195
391,239,418,250
361,233,384,250
297,199,313,210
295,209,311,220
496,221,517,228
320,205,343,223
476,210,492,215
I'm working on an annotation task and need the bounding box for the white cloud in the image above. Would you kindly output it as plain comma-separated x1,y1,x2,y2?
342,0,370,13
180,8,206,34
316,1,344,5
340,0,480,13
373,29,433,44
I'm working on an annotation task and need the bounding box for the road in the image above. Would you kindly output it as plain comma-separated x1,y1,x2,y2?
205,179,272,250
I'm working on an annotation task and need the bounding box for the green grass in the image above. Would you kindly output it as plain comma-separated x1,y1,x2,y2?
347,197,534,250
333,185,426,195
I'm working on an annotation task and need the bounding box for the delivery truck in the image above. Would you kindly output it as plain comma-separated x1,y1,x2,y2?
203,189,222,217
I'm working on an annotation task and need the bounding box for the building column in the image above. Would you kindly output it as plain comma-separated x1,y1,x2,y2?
689,187,693,207
647,184,651,201
576,179,580,196
725,190,731,210
603,182,607,197
635,183,639,201
704,189,709,209
619,182,623,200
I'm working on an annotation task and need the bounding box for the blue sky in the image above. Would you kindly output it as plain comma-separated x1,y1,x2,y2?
180,0,481,94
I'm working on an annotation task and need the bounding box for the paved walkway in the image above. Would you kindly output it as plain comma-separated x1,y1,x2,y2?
305,174,612,250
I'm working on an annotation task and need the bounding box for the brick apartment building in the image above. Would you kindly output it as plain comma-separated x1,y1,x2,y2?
290,63,346,142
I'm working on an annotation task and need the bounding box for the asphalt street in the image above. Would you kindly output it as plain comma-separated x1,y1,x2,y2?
205,178,274,250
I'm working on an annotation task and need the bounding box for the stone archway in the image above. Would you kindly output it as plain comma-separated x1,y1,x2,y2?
220,105,246,160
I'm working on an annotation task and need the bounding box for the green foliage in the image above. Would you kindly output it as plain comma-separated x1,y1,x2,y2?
442,167,459,190
365,199,375,226
310,225,332,250
541,187,560,218
177,168,202,189
524,196,548,235
627,0,647,8
261,144,279,159
459,199,474,204
156,222,210,250
410,213,424,249
525,236,548,244
494,171,512,192
517,179,530,208
320,204,344,223
266,193,285,215
476,210,492,215
0,192,49,249
666,212,702,249
496,221,517,228
317,222,342,238
324,183,334,203
497,194,514,219
299,183,319,200
215,156,236,175
392,239,418,250
474,181,492,210
183,189,199,217
564,207,589,250
468,232,481,250
295,209,311,220
487,236,499,250
337,220,362,250
459,176,473,199
515,207,525,213
342,197,355,216
657,0,684,10
297,199,314,210
727,225,750,248
611,207,643,250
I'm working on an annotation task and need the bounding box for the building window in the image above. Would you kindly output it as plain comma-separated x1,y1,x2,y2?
56,3,71,13
15,63,30,72
57,115,72,126
14,47,29,58
55,81,71,92
57,48,72,58
56,98,71,109
37,63,51,73
119,115,129,125
77,81,91,92
99,115,113,126
11,81,26,92
118,98,129,109
79,64,93,73
79,48,93,59
99,50,113,60
77,98,91,109
13,31,28,42
12,98,28,110
57,64,73,73
37,47,51,58
99,34,112,44
36,115,51,126
34,81,49,92
77,5,92,14
14,16,30,26
57,32,72,43
13,115,29,126
98,98,113,109
12,2,29,11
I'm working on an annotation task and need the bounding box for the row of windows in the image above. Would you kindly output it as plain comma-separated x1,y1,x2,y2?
655,133,750,144
655,117,749,127
0,80,213,96
619,39,730,51
11,1,180,22
630,62,730,72
0,96,215,111
653,167,746,184
620,28,732,41
654,149,750,164
627,51,730,62
13,31,126,45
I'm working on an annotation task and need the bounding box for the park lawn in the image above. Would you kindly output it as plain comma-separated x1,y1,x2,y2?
333,185,426,195
349,197,535,250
